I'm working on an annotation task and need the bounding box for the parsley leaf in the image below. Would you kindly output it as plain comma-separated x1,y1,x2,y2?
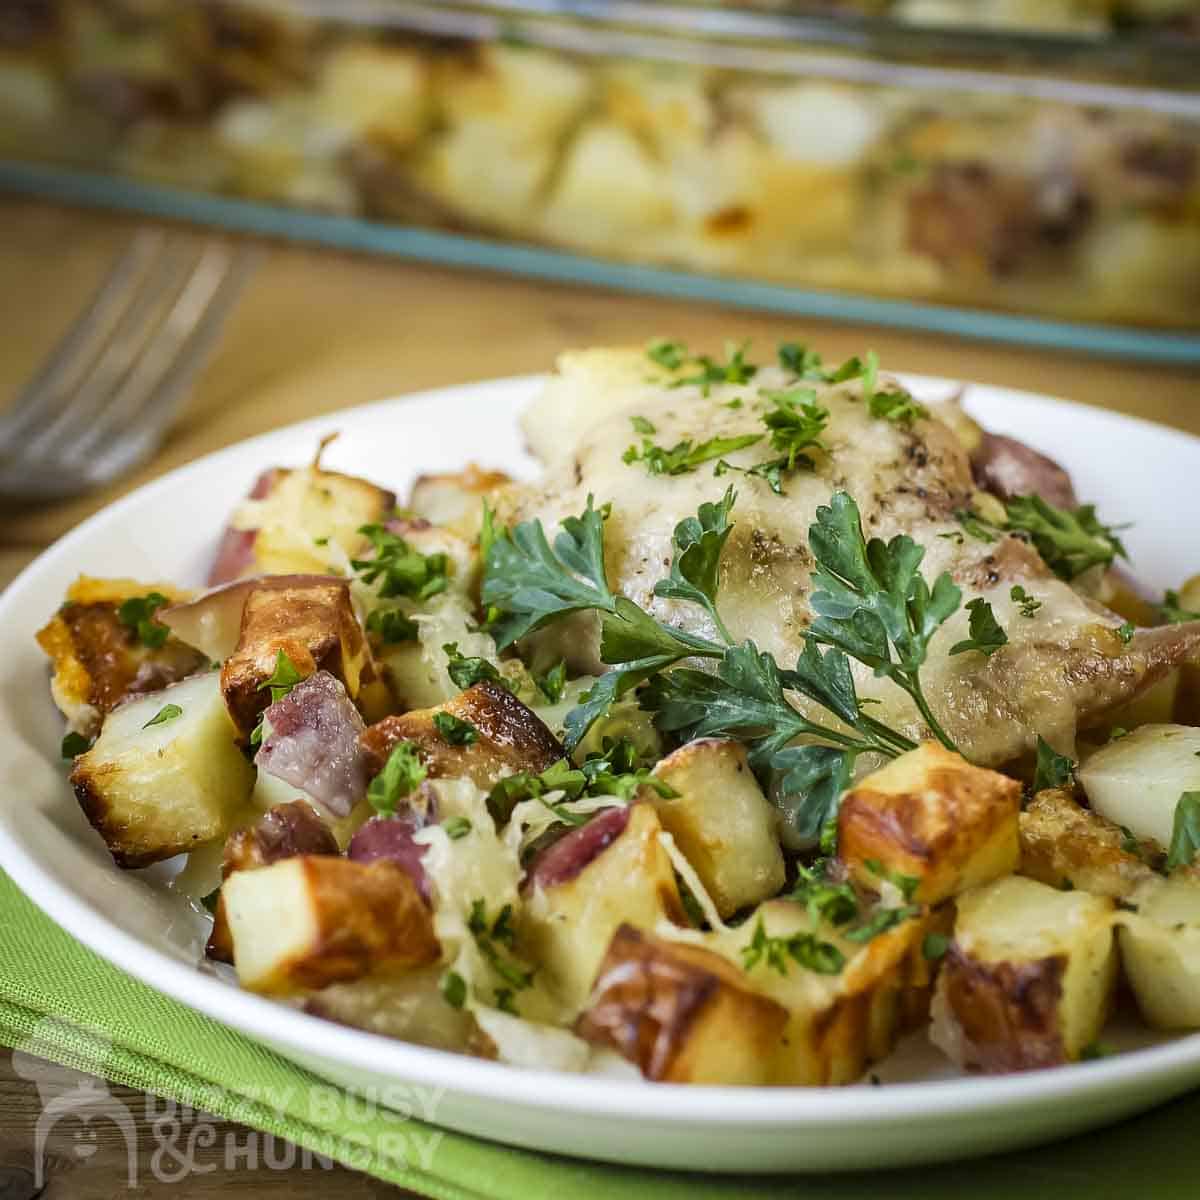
671,341,758,394
1033,735,1076,793
61,731,91,759
623,433,764,477
741,916,844,976
258,649,304,705
367,742,428,816
762,389,828,468
1010,585,1042,617
443,815,472,840
1167,792,1200,870
949,597,1008,658
646,338,687,370
777,341,829,380
955,510,999,544
864,858,921,901
433,712,479,746
366,607,419,644
1116,621,1135,645
651,486,737,643
481,495,615,649
630,415,657,435
806,491,962,751
142,703,183,729
442,643,508,692
1003,496,1127,581
468,900,535,996
487,758,587,825
117,592,170,649
844,905,923,942
441,970,467,1009
535,659,567,704
352,525,449,600
922,932,950,960
1160,590,1200,625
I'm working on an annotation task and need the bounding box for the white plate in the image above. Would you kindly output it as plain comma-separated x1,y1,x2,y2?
3,373,1200,1174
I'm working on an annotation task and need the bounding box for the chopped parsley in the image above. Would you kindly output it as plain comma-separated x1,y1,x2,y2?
366,607,419,644
142,703,183,729
1167,792,1200,870
922,932,950,961
1116,621,1135,645
1010,585,1042,618
443,815,472,840
468,900,535,1001
60,732,91,759
623,433,764,477
433,712,479,746
250,649,305,746
777,341,829,380
442,643,507,692
441,970,467,1009
367,742,428,817
630,415,657,435
843,904,923,943
534,660,567,704
717,389,828,495
352,524,449,601
117,592,170,649
646,338,687,370
1033,736,1076,793
741,916,845,977
864,858,921,901
948,597,1009,658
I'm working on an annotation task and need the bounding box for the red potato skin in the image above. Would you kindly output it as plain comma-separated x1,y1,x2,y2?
971,432,1077,510
523,805,631,892
209,469,279,586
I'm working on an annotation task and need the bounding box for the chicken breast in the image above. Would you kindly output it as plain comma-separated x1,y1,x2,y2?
495,347,1197,767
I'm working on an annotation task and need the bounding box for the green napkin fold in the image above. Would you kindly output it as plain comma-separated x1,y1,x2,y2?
0,865,1197,1200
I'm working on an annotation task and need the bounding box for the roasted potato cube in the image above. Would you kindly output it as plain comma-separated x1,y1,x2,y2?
1020,788,1160,898
71,672,255,869
577,925,788,1084
930,876,1117,1071
408,463,511,531
1118,876,1200,1030
522,804,686,1013
838,742,1020,905
717,898,934,1086
360,681,562,790
211,462,396,583
301,967,480,1052
220,578,373,736
1078,723,1200,848
207,801,340,963
37,576,204,736
648,738,783,918
222,855,439,993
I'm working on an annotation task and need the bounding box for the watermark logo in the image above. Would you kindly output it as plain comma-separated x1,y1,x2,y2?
11,1016,446,1187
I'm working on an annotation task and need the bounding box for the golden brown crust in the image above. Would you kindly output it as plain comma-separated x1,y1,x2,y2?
576,925,788,1084
938,945,1068,1072
219,579,372,737
360,681,562,788
1019,788,1161,897
838,742,1021,905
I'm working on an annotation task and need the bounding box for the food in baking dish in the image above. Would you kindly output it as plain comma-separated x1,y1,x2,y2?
39,340,1200,1083
2,2,1197,329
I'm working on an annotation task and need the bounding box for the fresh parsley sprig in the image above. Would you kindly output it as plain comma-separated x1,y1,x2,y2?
716,389,829,495
1033,735,1075,793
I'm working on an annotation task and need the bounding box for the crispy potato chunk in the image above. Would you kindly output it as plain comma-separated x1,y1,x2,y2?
931,876,1116,1072
577,925,788,1084
838,742,1020,905
212,464,396,583
1118,876,1200,1030
408,463,511,532
1020,788,1160,898
717,898,935,1086
223,855,439,994
71,672,255,868
220,578,373,737
648,738,784,918
37,576,204,736
207,801,340,963
522,804,686,1014
360,681,562,789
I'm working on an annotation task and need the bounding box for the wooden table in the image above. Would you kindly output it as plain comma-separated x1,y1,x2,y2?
1,197,1197,1196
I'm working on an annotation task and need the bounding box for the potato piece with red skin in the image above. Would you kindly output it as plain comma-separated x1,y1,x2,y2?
223,855,439,994
838,742,1020,906
220,578,375,738
577,925,788,1085
521,804,686,1015
408,463,512,531
207,801,339,963
360,680,562,790
930,875,1117,1072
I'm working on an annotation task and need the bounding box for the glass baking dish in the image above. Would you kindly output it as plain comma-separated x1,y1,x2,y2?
2,1,1198,361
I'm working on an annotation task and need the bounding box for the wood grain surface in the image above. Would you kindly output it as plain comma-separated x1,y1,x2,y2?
0,196,1197,1197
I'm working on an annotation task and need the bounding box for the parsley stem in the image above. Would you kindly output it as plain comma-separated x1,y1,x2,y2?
893,677,957,752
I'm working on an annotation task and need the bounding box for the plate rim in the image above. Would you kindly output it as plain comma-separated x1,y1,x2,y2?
4,370,1200,1130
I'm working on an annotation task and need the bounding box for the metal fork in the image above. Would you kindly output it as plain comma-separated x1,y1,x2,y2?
0,231,257,503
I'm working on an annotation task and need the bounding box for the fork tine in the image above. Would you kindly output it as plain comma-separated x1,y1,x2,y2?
21,238,200,462
0,230,165,444
64,243,258,481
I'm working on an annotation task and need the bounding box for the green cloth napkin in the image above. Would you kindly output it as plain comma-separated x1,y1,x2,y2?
0,865,1196,1200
